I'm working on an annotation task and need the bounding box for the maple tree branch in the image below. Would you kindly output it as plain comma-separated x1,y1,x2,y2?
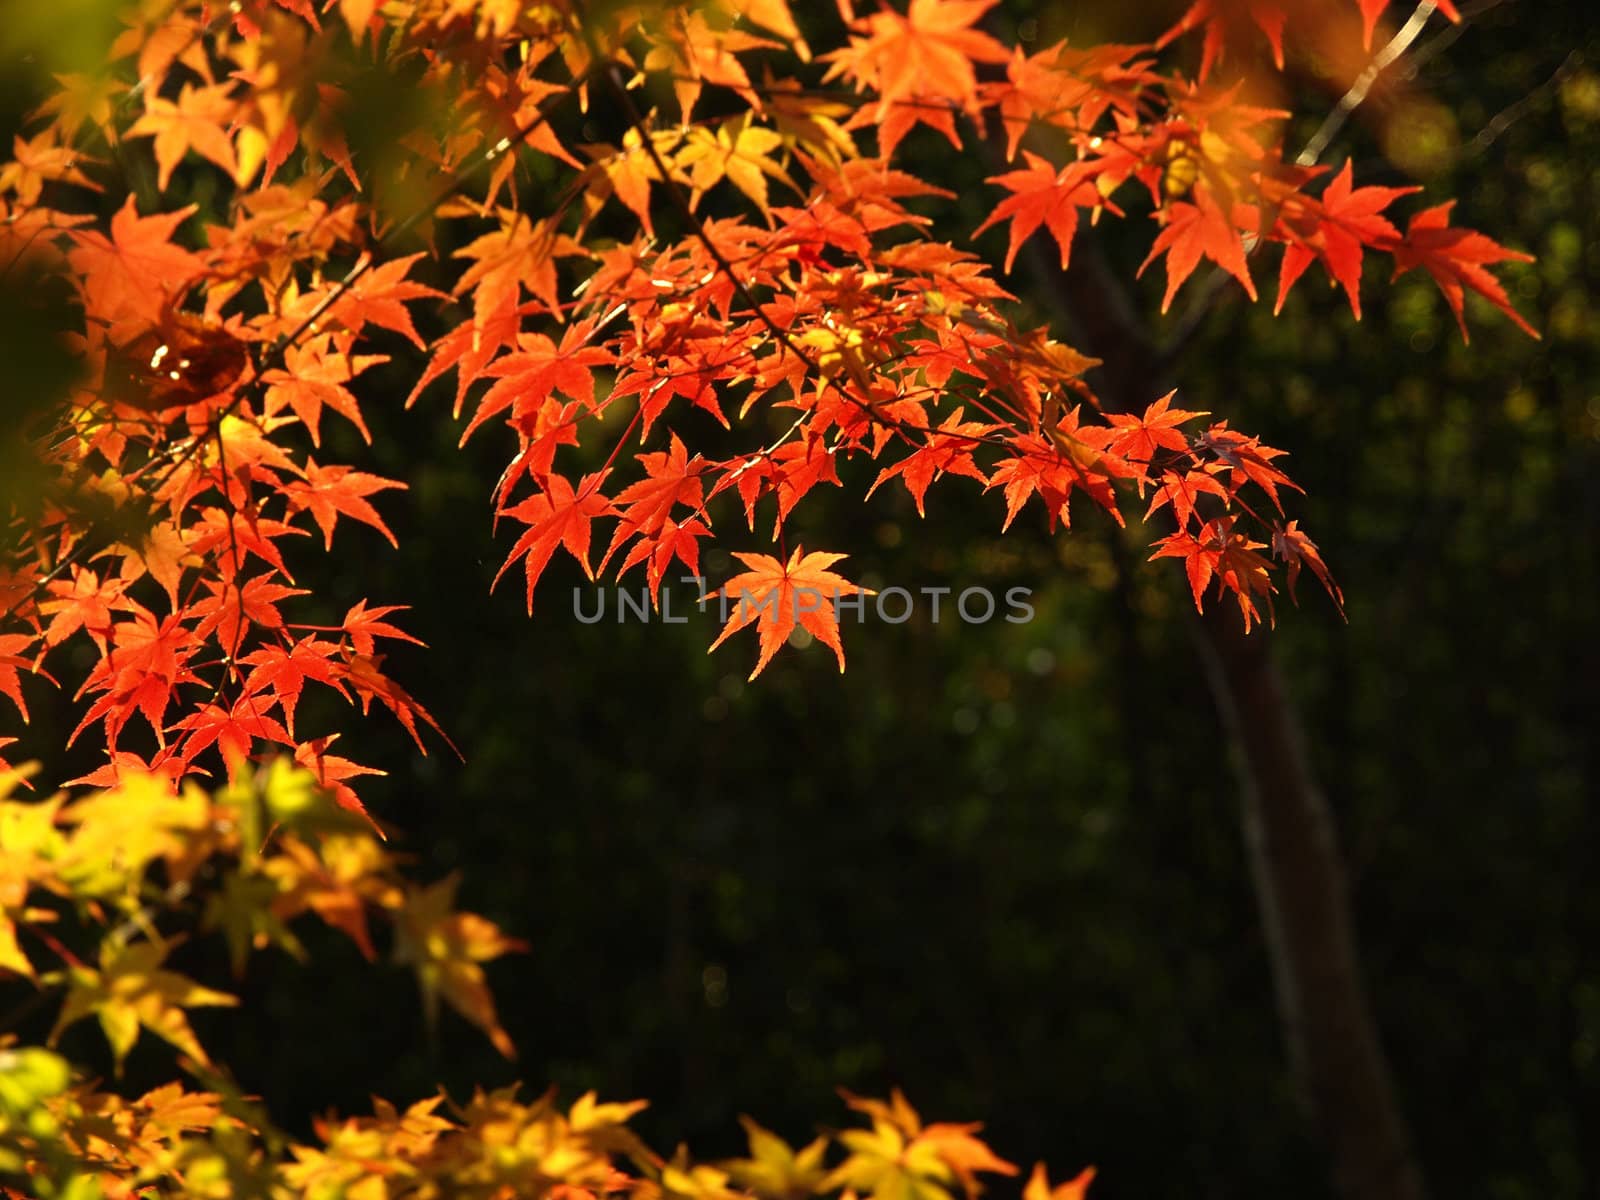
1296,0,1440,167
1400,0,1516,80
1460,47,1582,155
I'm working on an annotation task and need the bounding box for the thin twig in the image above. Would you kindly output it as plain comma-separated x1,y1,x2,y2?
1297,0,1439,166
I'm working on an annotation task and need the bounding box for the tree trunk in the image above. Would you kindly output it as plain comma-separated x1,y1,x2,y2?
1042,244,1427,1200
1192,606,1425,1200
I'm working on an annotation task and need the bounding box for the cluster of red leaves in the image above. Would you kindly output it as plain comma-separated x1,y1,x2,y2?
0,0,1533,803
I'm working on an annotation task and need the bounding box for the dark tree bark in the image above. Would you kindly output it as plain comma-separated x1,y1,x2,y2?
1192,606,1425,1200
1040,243,1426,1200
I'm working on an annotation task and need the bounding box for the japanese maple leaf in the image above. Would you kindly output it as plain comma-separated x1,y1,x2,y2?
1391,201,1538,341
393,873,527,1057
975,154,1102,272
340,600,425,656
1357,0,1458,48
726,1116,829,1200
1275,161,1416,319
642,9,776,120
1151,516,1276,631
598,434,709,573
295,734,386,818
49,939,237,1071
707,546,874,680
679,114,796,212
338,653,452,754
174,696,294,768
67,197,202,328
240,637,346,735
1145,468,1230,529
618,518,712,603
824,1089,1017,1200
824,0,1010,120
70,605,198,750
1139,185,1256,312
1023,1163,1096,1200
1272,519,1344,616
593,129,672,236
128,521,200,606
0,633,44,722
41,567,122,650
1192,423,1301,513
462,319,612,445
1158,0,1288,77
452,211,585,328
711,440,843,536
191,574,308,655
261,334,386,445
407,297,528,414
1099,391,1205,463
127,82,239,190
494,472,617,612
284,458,406,549
985,428,1122,532
0,128,101,204
323,252,444,349
188,508,307,581
867,407,996,516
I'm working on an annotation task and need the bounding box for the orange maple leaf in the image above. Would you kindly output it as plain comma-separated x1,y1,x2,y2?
707,546,874,680
495,472,617,612
67,197,202,329
127,83,240,190
1391,201,1538,342
825,0,1009,121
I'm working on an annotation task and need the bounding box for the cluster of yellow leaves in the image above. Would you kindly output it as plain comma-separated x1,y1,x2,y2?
0,759,523,1077
0,1053,1093,1200
0,764,1094,1199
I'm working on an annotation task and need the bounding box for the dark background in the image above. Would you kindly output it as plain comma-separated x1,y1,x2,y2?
5,1,1598,1197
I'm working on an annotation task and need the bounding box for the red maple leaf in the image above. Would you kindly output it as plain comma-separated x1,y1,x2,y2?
494,472,617,612
598,434,709,575
462,319,611,445
174,696,294,768
284,459,407,550
975,154,1103,273
1099,391,1205,464
1391,201,1538,342
1139,185,1256,312
1145,468,1230,529
1275,161,1416,319
240,637,347,735
867,407,996,517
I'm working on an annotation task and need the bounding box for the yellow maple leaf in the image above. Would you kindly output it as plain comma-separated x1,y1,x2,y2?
1023,1162,1095,1200
724,1115,829,1200
57,772,211,900
127,83,240,191
823,1091,1016,1200
679,115,796,212
47,938,237,1071
662,1145,745,1200
392,873,526,1057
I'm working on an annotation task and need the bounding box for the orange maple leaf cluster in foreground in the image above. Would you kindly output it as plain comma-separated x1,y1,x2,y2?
0,0,1533,812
